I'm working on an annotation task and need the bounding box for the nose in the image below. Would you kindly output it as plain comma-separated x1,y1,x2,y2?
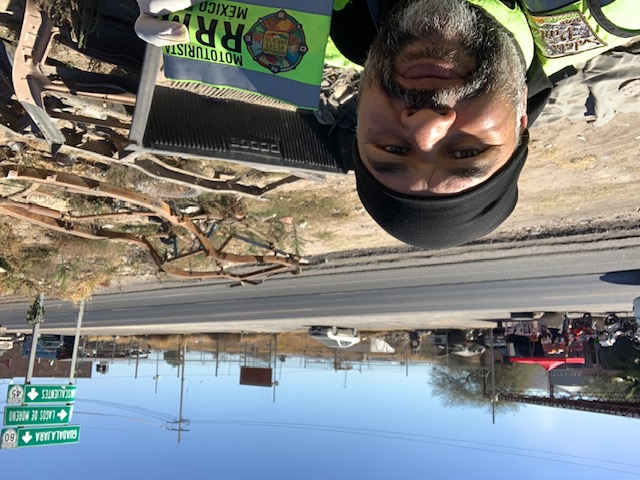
400,108,457,152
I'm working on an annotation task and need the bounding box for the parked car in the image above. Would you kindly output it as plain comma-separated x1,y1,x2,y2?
451,344,486,357
308,326,361,349
0,336,13,350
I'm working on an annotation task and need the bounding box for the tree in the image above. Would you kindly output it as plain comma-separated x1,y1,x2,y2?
163,350,181,367
25,293,45,326
429,362,538,414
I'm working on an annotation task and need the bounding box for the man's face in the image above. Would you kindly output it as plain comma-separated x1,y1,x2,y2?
357,0,528,196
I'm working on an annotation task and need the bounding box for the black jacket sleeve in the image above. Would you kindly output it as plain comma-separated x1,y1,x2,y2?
330,0,378,66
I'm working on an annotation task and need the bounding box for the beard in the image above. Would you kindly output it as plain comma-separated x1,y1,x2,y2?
360,0,527,112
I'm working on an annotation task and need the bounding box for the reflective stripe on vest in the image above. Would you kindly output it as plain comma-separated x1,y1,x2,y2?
162,0,333,109
524,0,640,74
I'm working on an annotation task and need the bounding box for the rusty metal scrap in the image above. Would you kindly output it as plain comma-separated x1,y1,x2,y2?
0,166,302,283
130,156,302,197
2,164,177,221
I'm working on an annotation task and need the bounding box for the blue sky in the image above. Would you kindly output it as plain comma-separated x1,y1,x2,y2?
1,353,639,480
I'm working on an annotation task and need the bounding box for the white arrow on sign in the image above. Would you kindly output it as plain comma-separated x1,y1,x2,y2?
21,432,33,444
57,410,68,421
27,388,39,401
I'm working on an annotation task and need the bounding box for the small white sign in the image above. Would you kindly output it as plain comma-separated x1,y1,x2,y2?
1,429,18,449
6,385,24,405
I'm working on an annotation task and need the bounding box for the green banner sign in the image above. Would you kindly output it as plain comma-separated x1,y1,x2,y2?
1,426,80,449
162,0,331,84
3,405,72,427
6,384,76,405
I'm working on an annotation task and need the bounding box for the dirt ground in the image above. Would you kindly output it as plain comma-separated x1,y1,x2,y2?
494,113,640,237
1,108,639,259
1,0,639,260
268,111,640,255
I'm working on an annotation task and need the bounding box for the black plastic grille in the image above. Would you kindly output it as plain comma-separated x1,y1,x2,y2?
144,87,352,173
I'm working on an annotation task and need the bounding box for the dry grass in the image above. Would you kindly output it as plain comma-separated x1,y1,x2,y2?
85,331,350,357
0,218,138,302
34,0,104,47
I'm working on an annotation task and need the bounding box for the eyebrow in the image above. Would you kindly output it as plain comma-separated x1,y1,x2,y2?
367,157,493,180
446,164,493,179
367,159,409,174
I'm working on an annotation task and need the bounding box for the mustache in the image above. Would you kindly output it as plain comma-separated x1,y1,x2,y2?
382,76,487,110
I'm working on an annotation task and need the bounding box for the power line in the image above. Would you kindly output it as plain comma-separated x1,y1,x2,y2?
73,411,174,428
189,419,640,476
75,399,176,421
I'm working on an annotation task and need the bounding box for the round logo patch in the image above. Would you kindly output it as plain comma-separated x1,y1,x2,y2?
244,10,308,74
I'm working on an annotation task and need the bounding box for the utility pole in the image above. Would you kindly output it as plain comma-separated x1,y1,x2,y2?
178,338,186,444
176,336,181,378
303,333,307,368
154,347,160,394
490,328,497,425
135,339,140,379
405,344,409,377
215,338,219,377
272,334,278,404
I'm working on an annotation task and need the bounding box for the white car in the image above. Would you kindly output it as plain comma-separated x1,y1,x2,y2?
451,345,486,357
0,336,13,350
308,326,361,349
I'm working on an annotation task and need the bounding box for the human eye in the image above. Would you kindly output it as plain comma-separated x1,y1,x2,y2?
381,145,410,155
450,149,482,159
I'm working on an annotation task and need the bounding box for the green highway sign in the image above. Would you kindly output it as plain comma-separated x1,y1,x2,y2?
6,384,76,405
3,405,72,427
1,426,80,449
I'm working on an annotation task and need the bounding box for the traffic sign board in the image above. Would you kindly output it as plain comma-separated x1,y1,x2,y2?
1,426,80,449
3,405,73,427
6,384,76,405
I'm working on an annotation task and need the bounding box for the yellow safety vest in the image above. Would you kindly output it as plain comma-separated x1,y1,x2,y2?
525,0,640,73
468,0,640,74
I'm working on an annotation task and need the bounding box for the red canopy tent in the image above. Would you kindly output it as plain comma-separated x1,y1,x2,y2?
508,357,585,371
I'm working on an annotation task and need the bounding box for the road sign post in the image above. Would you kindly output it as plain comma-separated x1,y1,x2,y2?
1,426,80,449
25,322,41,385
25,293,45,384
3,405,72,427
69,300,84,383
6,384,76,405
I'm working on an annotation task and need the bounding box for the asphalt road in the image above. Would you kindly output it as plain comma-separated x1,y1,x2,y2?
1,233,640,333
